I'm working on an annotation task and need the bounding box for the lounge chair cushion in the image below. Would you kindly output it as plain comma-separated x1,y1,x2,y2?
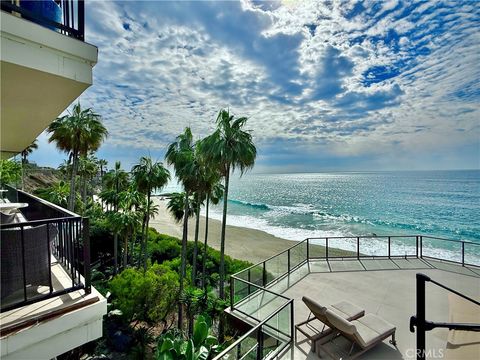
325,309,357,335
352,314,396,348
330,301,364,319
302,297,364,320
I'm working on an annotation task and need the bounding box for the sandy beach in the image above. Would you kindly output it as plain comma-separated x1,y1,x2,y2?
150,197,346,264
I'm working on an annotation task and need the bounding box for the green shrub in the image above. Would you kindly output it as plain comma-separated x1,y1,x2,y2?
109,263,179,323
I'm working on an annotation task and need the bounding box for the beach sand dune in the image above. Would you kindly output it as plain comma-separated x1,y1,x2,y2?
150,198,343,264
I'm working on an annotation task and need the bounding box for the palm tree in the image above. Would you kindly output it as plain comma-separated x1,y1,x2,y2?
102,161,129,211
34,180,70,207
165,127,201,330
101,161,129,272
78,154,99,208
20,140,38,190
200,109,256,338
131,156,170,271
98,159,108,180
47,102,108,212
108,204,141,268
201,180,223,289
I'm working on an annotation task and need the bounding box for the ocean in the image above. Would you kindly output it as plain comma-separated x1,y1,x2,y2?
202,170,480,263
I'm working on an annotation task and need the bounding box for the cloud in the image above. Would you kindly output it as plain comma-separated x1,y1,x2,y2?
31,0,479,171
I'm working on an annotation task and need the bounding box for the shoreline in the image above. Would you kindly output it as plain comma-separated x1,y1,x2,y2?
149,198,351,264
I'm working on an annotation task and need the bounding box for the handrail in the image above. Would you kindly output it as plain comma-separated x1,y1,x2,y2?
409,273,480,360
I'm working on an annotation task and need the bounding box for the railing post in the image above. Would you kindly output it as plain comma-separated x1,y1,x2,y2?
287,249,291,273
230,276,234,310
290,300,294,344
257,325,264,360
326,238,329,259
263,262,267,287
82,217,91,294
357,237,360,259
415,273,429,360
78,0,85,41
388,236,391,258
461,242,465,267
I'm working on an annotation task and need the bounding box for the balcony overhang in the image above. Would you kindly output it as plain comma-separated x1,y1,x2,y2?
0,11,98,159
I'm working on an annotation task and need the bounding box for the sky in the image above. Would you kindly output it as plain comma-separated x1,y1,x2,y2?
30,0,480,173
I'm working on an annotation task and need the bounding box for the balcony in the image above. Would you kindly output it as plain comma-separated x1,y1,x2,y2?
218,236,480,359
0,0,98,159
0,186,106,360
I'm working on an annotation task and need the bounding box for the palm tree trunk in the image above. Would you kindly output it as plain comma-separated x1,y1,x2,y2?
82,175,87,207
139,212,147,269
202,194,210,290
143,192,151,272
123,236,128,267
114,233,118,274
192,193,201,285
178,191,189,330
68,150,78,212
218,166,230,342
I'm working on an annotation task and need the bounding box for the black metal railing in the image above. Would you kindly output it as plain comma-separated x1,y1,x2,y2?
1,188,90,312
217,235,480,359
1,0,85,40
409,273,480,360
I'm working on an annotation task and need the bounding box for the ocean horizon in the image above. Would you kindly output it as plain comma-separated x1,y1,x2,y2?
161,170,480,263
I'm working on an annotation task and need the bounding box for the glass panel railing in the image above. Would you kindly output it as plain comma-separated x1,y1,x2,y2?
389,236,417,257
464,242,480,267
216,328,258,360
421,236,462,263
264,251,288,283
233,279,290,322
290,241,308,269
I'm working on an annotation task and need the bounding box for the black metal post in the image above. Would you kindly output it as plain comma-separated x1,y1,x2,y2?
230,276,234,310
78,0,85,40
388,236,391,258
357,237,360,259
287,249,291,273
326,238,329,259
290,300,294,341
257,326,264,360
82,217,91,294
416,273,429,360
263,262,267,287
462,242,465,267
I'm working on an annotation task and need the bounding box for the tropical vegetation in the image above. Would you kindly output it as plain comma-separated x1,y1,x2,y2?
11,105,256,360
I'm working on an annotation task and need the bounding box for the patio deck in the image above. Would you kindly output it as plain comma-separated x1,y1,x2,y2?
229,258,480,360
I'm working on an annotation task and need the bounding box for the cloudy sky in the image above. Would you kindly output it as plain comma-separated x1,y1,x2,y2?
31,0,480,172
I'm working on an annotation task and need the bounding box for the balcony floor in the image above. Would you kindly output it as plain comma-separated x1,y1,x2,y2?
232,258,480,360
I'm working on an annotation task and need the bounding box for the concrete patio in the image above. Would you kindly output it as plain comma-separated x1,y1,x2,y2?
230,257,480,360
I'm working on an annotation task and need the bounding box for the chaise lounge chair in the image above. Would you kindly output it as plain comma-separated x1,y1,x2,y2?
316,308,397,359
295,296,365,351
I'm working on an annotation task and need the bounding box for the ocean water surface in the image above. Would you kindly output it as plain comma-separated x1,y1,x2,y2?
203,171,480,263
